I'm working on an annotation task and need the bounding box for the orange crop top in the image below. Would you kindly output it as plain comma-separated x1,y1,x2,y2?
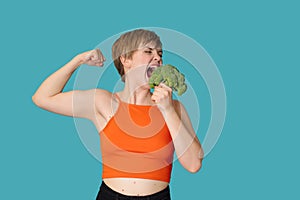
100,94,175,183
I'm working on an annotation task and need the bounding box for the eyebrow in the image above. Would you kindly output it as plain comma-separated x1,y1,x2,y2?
144,47,163,53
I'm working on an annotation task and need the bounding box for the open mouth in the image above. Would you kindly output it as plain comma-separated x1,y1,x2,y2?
146,65,160,78
146,66,155,78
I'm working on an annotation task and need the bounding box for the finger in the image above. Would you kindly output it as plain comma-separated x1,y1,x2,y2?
94,58,104,64
158,82,172,92
152,91,160,98
154,86,170,96
84,51,93,62
96,63,104,67
154,86,164,92
93,59,104,65
91,51,100,61
96,48,106,62
100,53,106,62
93,60,104,67
153,87,165,96
98,56,105,63
95,48,101,58
151,94,160,103
152,91,165,100
92,57,104,65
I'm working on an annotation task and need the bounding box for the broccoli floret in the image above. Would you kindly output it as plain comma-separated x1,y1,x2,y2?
149,64,187,96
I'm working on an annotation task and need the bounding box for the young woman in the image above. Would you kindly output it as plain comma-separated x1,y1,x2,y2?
32,29,204,200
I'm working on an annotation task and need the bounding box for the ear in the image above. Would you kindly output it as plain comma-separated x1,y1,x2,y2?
120,55,132,70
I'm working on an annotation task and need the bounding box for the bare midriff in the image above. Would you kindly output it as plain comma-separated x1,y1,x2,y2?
103,178,169,196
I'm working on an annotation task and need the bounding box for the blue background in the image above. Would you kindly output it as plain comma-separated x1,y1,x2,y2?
1,0,299,199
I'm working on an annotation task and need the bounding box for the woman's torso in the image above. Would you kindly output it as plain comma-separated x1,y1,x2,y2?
91,90,170,196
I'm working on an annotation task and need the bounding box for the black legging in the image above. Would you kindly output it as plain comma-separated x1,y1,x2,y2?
96,181,171,200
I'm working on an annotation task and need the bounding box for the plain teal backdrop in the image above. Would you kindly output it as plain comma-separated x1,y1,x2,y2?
1,0,299,199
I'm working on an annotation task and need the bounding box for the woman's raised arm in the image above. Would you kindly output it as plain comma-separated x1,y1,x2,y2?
32,49,106,119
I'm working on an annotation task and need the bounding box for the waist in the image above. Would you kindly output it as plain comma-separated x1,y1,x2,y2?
102,163,172,183
103,178,169,196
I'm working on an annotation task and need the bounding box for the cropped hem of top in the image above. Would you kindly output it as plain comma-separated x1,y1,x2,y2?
100,93,175,183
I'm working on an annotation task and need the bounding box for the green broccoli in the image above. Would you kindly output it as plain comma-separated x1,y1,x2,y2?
149,64,187,96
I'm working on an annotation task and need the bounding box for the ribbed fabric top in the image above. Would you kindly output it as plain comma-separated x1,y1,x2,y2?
100,94,174,182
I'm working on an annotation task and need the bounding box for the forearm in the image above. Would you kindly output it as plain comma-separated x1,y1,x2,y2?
33,55,83,100
162,108,203,172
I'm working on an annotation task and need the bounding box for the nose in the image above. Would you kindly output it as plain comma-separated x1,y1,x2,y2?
153,50,162,63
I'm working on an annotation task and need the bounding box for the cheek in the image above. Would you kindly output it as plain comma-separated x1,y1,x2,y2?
133,57,146,65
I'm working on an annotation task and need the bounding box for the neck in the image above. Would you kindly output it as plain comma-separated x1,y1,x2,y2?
120,78,153,105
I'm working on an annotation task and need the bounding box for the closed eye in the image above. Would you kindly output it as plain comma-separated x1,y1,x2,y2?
144,48,163,57
158,51,163,57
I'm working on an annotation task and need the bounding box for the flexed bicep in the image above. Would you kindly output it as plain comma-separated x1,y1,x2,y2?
32,49,107,119
36,89,98,119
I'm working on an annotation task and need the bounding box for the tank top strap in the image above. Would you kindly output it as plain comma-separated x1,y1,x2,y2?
113,93,122,103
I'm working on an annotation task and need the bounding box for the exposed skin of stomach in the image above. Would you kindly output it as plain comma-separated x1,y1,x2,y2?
103,178,169,196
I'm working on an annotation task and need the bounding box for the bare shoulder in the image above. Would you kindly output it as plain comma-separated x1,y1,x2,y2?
94,89,114,106
94,88,112,99
94,89,116,114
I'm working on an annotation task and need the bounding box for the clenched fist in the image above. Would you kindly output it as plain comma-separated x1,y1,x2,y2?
80,49,106,67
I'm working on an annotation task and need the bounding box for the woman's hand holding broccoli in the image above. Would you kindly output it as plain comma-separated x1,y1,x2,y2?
149,64,187,96
151,82,174,112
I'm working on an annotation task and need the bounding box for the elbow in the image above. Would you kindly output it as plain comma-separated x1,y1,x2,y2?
188,160,202,173
179,150,204,173
32,94,40,107
32,94,47,108
32,94,38,106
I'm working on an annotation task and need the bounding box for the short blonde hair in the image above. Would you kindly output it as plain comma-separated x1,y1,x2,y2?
112,29,162,82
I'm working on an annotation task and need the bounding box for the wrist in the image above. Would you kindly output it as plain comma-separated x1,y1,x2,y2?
160,105,176,116
62,55,84,74
73,54,85,66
